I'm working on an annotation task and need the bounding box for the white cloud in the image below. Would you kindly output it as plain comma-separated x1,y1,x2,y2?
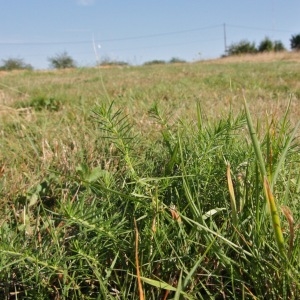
77,0,95,6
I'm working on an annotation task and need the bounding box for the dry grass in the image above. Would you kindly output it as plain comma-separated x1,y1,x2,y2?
1,55,300,133
0,57,299,126
207,51,300,64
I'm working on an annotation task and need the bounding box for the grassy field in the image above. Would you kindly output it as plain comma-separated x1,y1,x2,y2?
0,52,300,299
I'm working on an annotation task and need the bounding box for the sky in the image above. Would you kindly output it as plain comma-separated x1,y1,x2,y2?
0,1,299,69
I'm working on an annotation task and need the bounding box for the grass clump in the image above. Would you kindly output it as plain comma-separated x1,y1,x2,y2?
15,95,61,112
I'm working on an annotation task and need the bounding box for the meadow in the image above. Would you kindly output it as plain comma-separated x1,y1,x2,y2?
0,52,300,299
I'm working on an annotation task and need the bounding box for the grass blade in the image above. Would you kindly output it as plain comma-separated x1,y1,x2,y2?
227,162,238,226
271,121,300,188
263,177,286,257
174,270,183,300
134,218,145,300
243,98,267,179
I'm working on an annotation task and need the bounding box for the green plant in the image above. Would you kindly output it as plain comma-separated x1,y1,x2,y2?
258,37,274,52
290,33,300,51
257,37,286,53
169,57,186,64
227,40,257,55
99,56,129,67
15,95,61,111
0,58,33,71
143,59,166,65
274,40,286,52
91,102,137,179
48,51,76,69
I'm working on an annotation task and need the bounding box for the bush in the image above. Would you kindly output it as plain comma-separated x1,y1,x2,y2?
258,37,274,52
274,40,286,52
290,33,300,51
227,40,257,55
169,57,186,64
227,38,286,56
15,95,61,112
48,52,76,69
99,57,129,67
0,58,33,71
143,59,166,66
258,37,286,53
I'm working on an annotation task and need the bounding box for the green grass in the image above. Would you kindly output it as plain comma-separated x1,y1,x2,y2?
0,56,300,299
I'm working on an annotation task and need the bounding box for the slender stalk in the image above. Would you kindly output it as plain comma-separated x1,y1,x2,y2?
134,218,145,300
227,162,238,226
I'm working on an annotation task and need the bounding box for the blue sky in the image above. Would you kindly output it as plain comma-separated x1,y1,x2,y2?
1,1,299,69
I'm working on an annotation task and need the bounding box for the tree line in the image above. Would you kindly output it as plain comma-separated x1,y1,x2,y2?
226,34,300,56
1,34,300,71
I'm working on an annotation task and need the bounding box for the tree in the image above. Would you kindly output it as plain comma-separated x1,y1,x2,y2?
227,40,257,56
99,56,129,67
257,37,285,53
169,57,186,64
290,34,300,51
0,58,33,71
258,37,274,52
143,60,166,65
273,40,286,52
48,51,76,69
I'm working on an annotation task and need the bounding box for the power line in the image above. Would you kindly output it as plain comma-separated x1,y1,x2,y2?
0,23,293,47
0,40,91,46
109,37,223,52
0,24,223,46
1,37,224,59
226,24,294,33
97,24,223,41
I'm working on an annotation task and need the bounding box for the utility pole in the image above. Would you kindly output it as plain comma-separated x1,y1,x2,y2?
223,23,227,54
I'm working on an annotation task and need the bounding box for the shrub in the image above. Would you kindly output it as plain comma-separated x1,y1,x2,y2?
227,40,257,55
258,38,286,53
143,59,166,65
274,40,286,52
290,33,300,51
169,57,186,64
0,58,33,71
48,51,76,69
29,96,61,111
258,37,274,52
15,95,61,111
99,57,129,67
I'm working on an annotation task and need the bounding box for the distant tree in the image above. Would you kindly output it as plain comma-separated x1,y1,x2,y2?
258,37,274,52
102,61,129,67
48,51,76,69
0,58,33,71
169,57,186,64
227,40,257,56
99,56,129,67
273,40,286,52
290,34,300,51
143,60,166,66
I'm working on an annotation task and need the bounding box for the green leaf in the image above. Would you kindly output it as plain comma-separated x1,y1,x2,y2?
28,193,39,207
129,275,193,299
86,167,104,183
202,208,226,220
